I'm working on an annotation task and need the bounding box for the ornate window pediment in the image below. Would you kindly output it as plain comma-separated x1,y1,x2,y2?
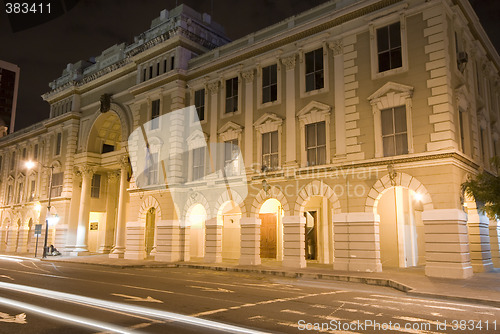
16,172,25,180
186,129,208,150
368,81,413,106
297,101,331,125
218,121,243,142
7,175,14,182
254,113,283,134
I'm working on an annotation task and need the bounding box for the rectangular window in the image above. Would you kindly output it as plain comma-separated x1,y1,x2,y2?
146,152,159,185
305,49,324,92
262,131,279,171
34,144,38,160
143,68,147,82
10,152,15,170
29,180,36,202
170,55,175,70
305,122,326,166
225,77,238,113
224,139,239,176
51,172,64,198
262,64,278,103
91,174,101,198
194,89,205,122
102,143,115,154
459,109,466,153
55,132,62,156
150,99,160,130
476,62,481,95
377,22,402,72
156,61,160,76
22,148,26,159
381,106,408,157
480,128,487,164
0,155,2,172
16,182,23,203
149,65,153,79
163,59,167,73
192,147,205,181
7,185,12,204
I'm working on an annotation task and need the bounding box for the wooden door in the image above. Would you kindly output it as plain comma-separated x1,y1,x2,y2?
259,213,277,258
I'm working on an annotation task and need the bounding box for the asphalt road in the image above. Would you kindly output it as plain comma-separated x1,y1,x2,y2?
0,255,498,334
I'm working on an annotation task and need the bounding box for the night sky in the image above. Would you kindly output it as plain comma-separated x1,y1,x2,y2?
1,0,499,132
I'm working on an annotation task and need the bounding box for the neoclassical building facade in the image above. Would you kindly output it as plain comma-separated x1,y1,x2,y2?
0,0,499,279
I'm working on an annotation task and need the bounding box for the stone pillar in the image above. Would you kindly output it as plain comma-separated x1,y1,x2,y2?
16,225,29,253
422,209,473,279
207,81,219,173
110,158,129,259
5,226,18,253
239,217,261,266
467,206,494,272
330,39,346,157
242,70,254,171
180,220,190,262
489,218,500,267
123,222,146,260
154,220,181,262
281,56,297,170
282,216,306,268
64,169,82,255
100,172,118,253
204,218,222,263
332,212,382,272
70,165,93,256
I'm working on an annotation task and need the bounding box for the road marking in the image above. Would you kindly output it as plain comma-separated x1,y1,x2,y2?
280,309,305,315
369,294,499,310
355,297,466,312
0,282,267,334
112,294,163,303
0,256,22,262
0,312,26,324
0,275,14,280
188,285,234,293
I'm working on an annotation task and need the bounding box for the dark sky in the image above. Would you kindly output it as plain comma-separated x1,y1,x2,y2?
1,0,499,132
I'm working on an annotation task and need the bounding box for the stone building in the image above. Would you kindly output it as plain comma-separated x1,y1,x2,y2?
0,60,20,136
0,0,499,279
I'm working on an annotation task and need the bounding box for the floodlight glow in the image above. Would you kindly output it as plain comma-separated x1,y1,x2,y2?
414,193,423,202
25,160,35,169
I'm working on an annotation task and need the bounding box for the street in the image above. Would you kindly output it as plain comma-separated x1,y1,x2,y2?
0,255,498,333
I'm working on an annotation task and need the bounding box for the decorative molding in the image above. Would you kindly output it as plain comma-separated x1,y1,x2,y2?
253,113,283,133
241,69,254,82
281,55,296,71
329,39,343,56
207,81,220,95
297,100,331,124
218,121,243,142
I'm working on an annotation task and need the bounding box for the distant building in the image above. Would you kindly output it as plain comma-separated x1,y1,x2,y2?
0,60,20,136
0,1,499,279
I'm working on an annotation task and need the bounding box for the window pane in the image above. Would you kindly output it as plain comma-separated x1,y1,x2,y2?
307,149,316,166
317,146,326,165
271,131,278,153
305,74,314,92
262,66,270,86
390,22,401,48
390,48,402,69
378,52,390,72
314,49,323,70
315,71,324,90
317,122,326,146
305,51,314,73
262,133,270,154
394,106,407,133
383,137,395,157
306,124,316,148
381,109,394,136
270,85,277,102
270,153,278,168
377,26,389,52
270,64,277,83
395,133,408,155
263,86,270,104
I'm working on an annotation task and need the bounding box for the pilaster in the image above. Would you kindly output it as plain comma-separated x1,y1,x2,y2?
282,216,306,268
204,218,222,263
239,217,261,266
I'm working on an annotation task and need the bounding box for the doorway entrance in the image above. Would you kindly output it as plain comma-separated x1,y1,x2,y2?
304,211,317,260
259,213,277,258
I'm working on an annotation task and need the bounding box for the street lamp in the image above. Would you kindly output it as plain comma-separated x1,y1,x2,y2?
25,160,56,258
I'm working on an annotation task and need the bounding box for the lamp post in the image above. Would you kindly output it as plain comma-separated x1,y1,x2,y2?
25,160,55,258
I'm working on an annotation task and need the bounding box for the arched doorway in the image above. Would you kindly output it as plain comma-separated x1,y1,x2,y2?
218,201,241,260
87,112,123,154
145,207,156,256
259,198,283,260
377,186,425,268
187,204,206,258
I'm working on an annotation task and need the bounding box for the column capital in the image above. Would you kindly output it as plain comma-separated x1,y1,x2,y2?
78,164,95,178
241,69,255,82
329,39,343,56
118,155,130,169
281,55,296,71
107,171,120,183
207,80,220,95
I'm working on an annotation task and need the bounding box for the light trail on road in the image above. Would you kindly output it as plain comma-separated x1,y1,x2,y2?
0,281,268,334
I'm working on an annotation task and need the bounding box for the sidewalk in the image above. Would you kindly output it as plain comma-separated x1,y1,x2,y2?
5,252,499,308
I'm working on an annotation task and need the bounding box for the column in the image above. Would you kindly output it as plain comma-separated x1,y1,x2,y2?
281,56,297,171
489,218,500,267
422,209,473,279
330,39,346,157
100,172,118,253
467,204,494,272
180,220,190,262
332,213,382,272
242,70,254,171
70,165,94,256
168,86,186,185
207,81,219,173
239,217,261,266
204,218,222,263
123,222,146,260
282,215,306,268
110,157,129,258
154,220,181,262
64,170,82,254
